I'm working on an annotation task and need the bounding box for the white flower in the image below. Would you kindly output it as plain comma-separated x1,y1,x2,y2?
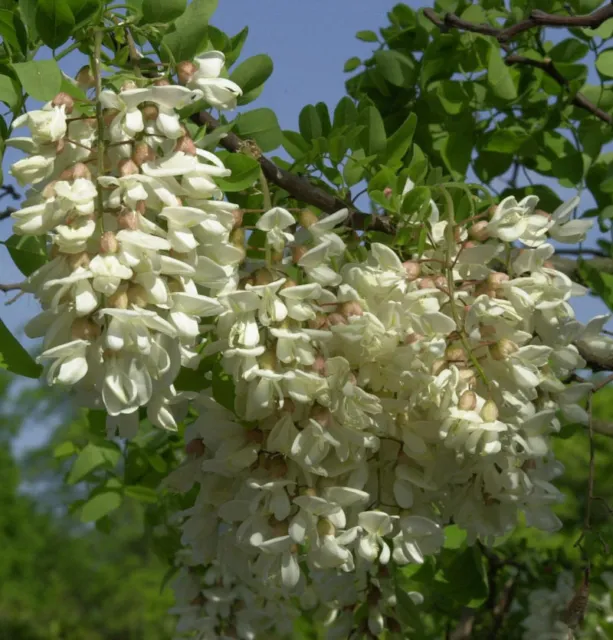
548,196,592,244
10,155,54,185
486,195,538,242
100,87,151,139
38,339,89,385
357,511,393,563
188,51,243,110
13,104,67,144
256,207,295,252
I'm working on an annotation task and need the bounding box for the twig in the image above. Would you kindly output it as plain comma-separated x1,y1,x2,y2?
489,577,517,640
593,372,613,392
449,608,476,640
190,110,396,234
423,8,613,125
0,283,22,292
0,207,17,221
574,394,595,551
422,4,613,43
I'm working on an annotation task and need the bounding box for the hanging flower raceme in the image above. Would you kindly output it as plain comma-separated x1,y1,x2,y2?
8,49,608,639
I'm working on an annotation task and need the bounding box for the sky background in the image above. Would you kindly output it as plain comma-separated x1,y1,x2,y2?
2,0,611,448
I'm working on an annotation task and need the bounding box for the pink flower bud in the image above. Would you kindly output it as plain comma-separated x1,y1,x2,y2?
177,61,197,85
52,92,74,114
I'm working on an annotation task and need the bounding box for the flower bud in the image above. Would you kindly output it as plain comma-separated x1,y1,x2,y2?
432,358,446,375
52,92,74,114
308,313,328,330
185,438,205,457
107,288,129,309
311,354,328,376
42,181,58,200
489,338,518,361
292,245,308,264
434,275,448,292
487,272,509,289
469,220,489,242
117,209,138,230
268,457,288,478
231,208,244,229
535,209,551,219
475,282,496,298
403,260,421,281
153,78,170,87
310,405,331,428
458,390,477,411
280,279,297,291
254,268,274,286
103,109,120,126
404,332,423,345
445,345,467,363
317,519,336,537
230,227,245,248
383,187,393,198
302,487,317,497
461,240,476,250
76,65,95,90
486,204,497,219
118,158,139,176
66,251,91,270
459,368,477,388
72,162,92,180
55,138,65,155
258,349,277,370
174,135,197,156
71,317,101,341
141,103,159,121
132,142,156,166
121,80,138,92
135,200,147,215
299,209,318,229
418,277,435,290
327,312,347,326
268,517,289,537
480,399,499,422
177,60,197,85
59,166,75,181
100,231,119,254
128,283,148,307
339,300,363,318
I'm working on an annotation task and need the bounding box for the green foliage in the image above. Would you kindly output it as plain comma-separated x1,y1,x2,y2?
12,59,61,101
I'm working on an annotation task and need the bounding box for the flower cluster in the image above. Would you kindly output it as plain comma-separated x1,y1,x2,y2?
8,49,610,639
9,52,242,438
163,193,602,636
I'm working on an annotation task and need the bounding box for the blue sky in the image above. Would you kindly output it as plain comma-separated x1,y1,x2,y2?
1,0,610,354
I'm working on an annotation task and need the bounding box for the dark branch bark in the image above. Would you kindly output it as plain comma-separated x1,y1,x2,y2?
423,7,613,125
190,111,396,234
423,3,613,43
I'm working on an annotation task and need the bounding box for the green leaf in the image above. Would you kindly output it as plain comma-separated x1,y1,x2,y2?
549,38,589,63
125,485,158,503
474,151,513,182
333,96,357,129
18,0,39,41
356,29,378,42
6,234,47,276
80,491,122,523
161,0,216,62
67,442,120,484
441,129,473,178
444,524,467,549
141,0,186,24
374,49,415,87
216,154,260,192
382,111,417,165
483,128,528,153
437,546,489,607
299,104,322,141
401,186,431,218
487,46,517,100
212,360,235,411
0,9,22,55
282,130,310,160
13,59,61,101
53,441,76,458
0,317,40,378
35,0,74,49
230,54,273,95
343,153,365,187
596,49,613,78
358,105,386,156
580,260,613,311
234,108,282,152
395,587,425,634
226,25,248,66
0,72,20,110
66,0,100,26
343,56,360,72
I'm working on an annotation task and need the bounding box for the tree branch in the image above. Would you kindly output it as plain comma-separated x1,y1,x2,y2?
423,4,613,43
0,283,23,292
190,110,396,234
423,7,613,125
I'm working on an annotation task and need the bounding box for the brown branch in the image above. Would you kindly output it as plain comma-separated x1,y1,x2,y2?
449,608,476,640
0,207,17,221
505,54,613,125
549,254,613,283
423,7,613,125
190,110,396,234
489,577,517,640
423,3,613,43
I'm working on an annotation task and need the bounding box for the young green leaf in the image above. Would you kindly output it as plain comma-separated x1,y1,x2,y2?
35,0,74,49
299,104,322,141
13,59,62,101
356,29,378,42
161,0,217,62
0,317,41,378
80,491,122,523
6,234,48,276
383,111,417,165
230,54,273,95
216,154,260,192
487,47,517,101
141,0,186,24
234,108,282,152
358,105,386,156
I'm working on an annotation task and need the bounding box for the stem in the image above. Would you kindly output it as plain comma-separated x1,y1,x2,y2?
92,30,106,230
56,40,81,61
260,169,272,211
438,186,490,388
